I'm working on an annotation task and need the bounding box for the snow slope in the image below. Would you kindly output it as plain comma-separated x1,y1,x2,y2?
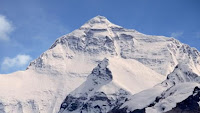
0,15,200,113
0,69,86,113
117,63,200,113
59,58,164,113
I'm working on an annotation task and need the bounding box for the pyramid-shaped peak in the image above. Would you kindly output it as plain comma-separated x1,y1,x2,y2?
98,58,109,69
94,15,107,19
173,63,200,75
88,15,110,24
163,63,200,86
80,15,121,29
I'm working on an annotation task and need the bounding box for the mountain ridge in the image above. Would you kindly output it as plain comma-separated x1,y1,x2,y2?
0,15,200,113
28,16,200,76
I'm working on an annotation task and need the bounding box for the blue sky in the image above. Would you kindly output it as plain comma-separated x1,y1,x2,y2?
0,0,200,74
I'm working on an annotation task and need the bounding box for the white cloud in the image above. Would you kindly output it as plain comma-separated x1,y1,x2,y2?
171,32,183,38
0,15,14,41
1,54,32,71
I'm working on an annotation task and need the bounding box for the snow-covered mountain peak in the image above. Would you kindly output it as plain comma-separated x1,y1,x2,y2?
97,58,109,69
58,57,164,113
1,15,200,113
80,15,121,29
28,15,200,77
88,58,112,85
162,63,200,87
66,58,112,98
84,15,109,24
174,63,200,75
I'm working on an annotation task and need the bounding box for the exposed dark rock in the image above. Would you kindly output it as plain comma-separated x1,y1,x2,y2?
165,87,200,113
0,102,5,113
109,107,145,113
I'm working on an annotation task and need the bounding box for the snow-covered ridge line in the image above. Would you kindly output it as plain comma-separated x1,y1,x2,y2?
117,63,200,113
59,58,114,113
28,16,200,76
0,15,200,113
58,57,163,113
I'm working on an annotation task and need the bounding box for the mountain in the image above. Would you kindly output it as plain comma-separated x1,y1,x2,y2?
0,16,200,113
28,15,200,76
59,58,163,113
114,63,200,113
